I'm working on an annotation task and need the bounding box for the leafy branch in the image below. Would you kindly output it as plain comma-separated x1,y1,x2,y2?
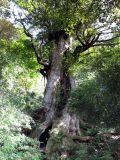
17,13,49,67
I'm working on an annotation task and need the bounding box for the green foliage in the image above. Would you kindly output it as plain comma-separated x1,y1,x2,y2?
0,65,44,159
92,47,120,94
0,29,43,113
0,27,44,159
0,29,40,79
0,98,43,160
68,46,120,126
0,1,120,160
66,133,115,160
68,78,103,123
68,146,88,160
87,134,114,160
13,0,119,39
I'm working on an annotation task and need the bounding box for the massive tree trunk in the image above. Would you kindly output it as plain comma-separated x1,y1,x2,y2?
43,35,66,125
41,34,81,159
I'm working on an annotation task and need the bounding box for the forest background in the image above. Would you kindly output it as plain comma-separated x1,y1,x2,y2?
0,0,120,160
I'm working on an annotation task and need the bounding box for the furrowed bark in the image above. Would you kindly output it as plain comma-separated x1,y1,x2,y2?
43,36,67,126
41,35,82,159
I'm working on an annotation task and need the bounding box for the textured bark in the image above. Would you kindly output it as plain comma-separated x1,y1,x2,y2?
42,36,82,159
43,36,67,126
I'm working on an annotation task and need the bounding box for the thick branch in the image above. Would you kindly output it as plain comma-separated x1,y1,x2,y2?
73,32,119,58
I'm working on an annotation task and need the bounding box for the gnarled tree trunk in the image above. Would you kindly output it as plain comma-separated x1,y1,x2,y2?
42,34,81,159
43,35,66,125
